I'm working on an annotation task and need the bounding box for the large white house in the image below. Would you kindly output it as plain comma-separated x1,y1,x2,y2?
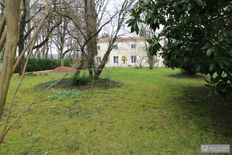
96,36,164,67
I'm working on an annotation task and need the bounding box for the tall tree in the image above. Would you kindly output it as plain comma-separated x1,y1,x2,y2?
0,0,21,117
18,0,28,75
56,0,133,79
84,0,98,79
0,0,51,118
17,0,60,73
94,0,134,79
139,25,161,70
52,17,73,67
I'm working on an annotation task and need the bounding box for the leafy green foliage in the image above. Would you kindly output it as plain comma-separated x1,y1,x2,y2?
128,0,232,96
147,36,162,56
72,73,90,86
26,58,59,72
14,58,73,73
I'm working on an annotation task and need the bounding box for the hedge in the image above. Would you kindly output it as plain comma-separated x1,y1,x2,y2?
15,58,73,73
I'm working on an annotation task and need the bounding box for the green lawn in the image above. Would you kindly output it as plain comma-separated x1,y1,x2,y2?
1,68,232,154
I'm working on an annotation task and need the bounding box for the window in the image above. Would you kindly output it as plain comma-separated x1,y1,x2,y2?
96,57,101,63
131,44,136,49
131,56,137,63
113,45,118,50
97,46,100,50
113,56,119,64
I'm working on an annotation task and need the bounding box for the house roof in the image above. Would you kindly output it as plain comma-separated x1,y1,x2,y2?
98,36,145,43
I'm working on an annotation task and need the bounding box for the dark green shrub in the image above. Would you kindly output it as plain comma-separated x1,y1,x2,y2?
180,68,197,76
63,59,73,67
15,58,73,73
26,58,58,72
72,73,90,86
25,58,57,72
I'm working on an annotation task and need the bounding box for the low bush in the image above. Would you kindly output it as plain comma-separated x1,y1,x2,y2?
26,58,58,72
63,59,73,67
72,73,90,86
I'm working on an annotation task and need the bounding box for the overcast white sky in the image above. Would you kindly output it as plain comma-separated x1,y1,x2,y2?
99,0,137,37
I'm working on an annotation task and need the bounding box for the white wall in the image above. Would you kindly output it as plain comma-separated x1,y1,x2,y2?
96,38,164,68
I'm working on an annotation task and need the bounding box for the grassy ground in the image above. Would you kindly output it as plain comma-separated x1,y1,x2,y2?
0,68,232,154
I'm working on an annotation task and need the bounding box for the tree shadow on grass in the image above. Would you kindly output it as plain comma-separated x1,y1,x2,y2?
36,78,123,91
167,73,205,79
173,86,232,139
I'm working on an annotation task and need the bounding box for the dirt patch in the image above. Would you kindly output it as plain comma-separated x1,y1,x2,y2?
53,66,76,73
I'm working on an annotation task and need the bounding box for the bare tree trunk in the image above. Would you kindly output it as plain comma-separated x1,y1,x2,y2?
75,50,85,76
94,39,116,80
18,0,27,75
45,41,49,58
0,16,6,51
0,30,6,51
44,20,50,59
147,50,154,70
94,0,132,79
0,17,5,35
0,0,21,118
94,49,110,80
85,0,98,79
60,54,64,67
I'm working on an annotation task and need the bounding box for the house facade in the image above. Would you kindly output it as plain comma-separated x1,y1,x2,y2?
96,36,164,67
